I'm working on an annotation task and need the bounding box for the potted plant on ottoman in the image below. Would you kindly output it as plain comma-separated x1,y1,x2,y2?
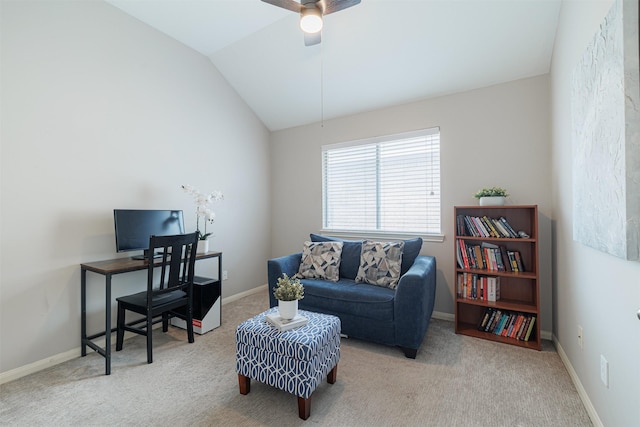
474,187,509,206
273,274,304,320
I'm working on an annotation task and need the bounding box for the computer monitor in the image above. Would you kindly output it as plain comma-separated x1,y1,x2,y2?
113,209,185,259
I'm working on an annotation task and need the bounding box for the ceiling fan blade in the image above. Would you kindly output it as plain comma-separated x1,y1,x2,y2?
304,32,321,46
261,0,302,13
321,0,361,15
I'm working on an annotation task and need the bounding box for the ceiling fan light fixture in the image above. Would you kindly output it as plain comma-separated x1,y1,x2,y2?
300,7,323,34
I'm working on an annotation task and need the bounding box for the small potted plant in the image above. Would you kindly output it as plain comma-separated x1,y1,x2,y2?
474,187,509,206
273,273,304,320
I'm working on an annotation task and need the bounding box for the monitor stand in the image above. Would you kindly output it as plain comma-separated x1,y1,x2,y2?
132,250,163,260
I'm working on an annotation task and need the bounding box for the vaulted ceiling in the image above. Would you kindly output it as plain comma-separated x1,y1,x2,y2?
106,0,562,131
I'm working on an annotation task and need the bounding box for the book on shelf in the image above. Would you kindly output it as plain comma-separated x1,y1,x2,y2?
514,251,525,272
456,214,521,239
457,239,525,273
457,273,500,302
499,246,512,272
523,316,536,341
487,276,500,302
265,312,308,331
499,216,519,238
476,308,536,341
504,250,524,272
482,215,501,238
495,313,509,335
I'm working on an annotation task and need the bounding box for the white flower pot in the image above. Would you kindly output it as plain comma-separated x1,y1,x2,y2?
479,196,505,206
278,300,298,320
197,239,209,254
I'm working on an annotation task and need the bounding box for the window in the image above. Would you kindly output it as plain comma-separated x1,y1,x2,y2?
322,128,441,237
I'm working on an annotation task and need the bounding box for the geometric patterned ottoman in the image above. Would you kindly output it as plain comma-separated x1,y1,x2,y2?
235,308,341,420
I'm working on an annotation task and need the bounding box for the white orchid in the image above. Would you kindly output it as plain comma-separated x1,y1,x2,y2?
181,185,224,240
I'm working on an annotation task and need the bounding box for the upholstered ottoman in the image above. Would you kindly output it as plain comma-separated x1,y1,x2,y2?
235,308,341,420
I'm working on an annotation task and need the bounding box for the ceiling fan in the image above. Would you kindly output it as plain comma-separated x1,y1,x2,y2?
261,0,361,46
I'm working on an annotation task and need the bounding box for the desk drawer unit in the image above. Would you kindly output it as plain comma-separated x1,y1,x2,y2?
171,275,221,334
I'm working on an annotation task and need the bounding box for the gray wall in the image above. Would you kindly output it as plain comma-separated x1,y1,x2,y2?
270,75,553,334
0,1,271,374
550,0,640,425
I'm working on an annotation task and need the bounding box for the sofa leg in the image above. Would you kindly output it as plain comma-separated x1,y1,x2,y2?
400,347,417,359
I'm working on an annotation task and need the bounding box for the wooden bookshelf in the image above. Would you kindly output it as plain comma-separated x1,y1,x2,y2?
454,205,541,350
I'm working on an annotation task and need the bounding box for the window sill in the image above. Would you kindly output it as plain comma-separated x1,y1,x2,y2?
318,229,445,243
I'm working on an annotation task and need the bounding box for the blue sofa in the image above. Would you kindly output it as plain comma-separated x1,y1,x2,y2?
268,234,437,358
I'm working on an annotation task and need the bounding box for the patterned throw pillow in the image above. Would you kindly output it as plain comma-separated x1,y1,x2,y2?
296,241,344,282
355,240,405,289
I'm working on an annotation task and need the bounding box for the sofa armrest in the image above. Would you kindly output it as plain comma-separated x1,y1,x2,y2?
394,255,437,352
267,253,302,307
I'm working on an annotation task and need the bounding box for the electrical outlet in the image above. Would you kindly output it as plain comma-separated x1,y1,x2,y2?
577,325,583,349
600,354,609,388
222,270,228,281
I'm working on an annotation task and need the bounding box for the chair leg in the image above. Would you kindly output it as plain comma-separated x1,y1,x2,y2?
146,315,153,364
162,313,169,332
116,303,125,351
186,306,195,344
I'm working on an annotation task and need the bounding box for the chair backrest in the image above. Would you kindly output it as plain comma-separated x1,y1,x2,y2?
146,232,199,302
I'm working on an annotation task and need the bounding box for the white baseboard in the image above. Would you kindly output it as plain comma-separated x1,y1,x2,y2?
0,347,80,385
432,310,455,321
222,284,267,305
0,325,160,385
553,335,603,427
0,285,269,385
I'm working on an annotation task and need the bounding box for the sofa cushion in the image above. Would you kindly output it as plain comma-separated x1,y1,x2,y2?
298,277,395,322
401,237,423,275
311,234,422,277
296,241,343,282
310,234,362,280
356,240,405,289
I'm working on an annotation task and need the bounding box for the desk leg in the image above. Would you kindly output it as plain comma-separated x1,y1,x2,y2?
218,254,223,322
81,268,87,357
105,274,112,376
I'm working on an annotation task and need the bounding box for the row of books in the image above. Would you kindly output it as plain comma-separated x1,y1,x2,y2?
477,308,536,342
457,273,500,301
456,240,526,272
456,214,522,239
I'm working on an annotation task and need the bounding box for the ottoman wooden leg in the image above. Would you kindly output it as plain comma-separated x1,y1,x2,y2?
298,396,311,420
238,374,251,395
327,364,338,384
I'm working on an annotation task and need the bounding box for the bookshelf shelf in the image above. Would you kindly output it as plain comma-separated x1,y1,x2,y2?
454,267,537,280
454,205,541,350
456,323,542,350
455,297,538,314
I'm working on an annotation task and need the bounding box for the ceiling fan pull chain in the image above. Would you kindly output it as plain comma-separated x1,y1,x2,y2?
321,43,324,128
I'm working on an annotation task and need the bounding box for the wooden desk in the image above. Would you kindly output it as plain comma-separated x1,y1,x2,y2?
80,251,222,375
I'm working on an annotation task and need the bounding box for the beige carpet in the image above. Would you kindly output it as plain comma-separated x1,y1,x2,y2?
0,287,592,426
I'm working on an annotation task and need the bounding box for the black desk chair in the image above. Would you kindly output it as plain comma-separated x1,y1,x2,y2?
116,232,199,364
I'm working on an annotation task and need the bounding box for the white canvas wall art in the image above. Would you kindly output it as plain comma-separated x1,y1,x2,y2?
571,0,640,261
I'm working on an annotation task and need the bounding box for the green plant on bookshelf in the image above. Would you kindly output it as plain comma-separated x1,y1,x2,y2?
473,187,509,199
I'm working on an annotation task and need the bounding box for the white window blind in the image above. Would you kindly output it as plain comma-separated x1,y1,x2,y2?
322,128,441,235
